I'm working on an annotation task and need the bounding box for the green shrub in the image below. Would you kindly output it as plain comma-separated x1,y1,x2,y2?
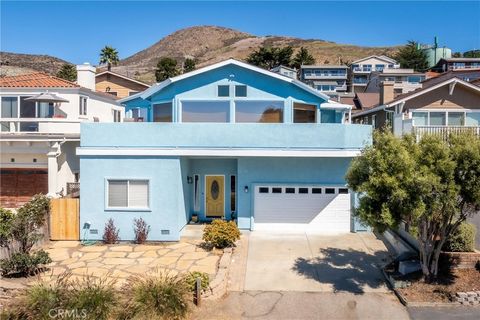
68,274,117,320
202,219,240,248
184,271,209,292
12,194,50,254
125,270,190,320
443,222,476,252
0,250,51,276
0,207,14,247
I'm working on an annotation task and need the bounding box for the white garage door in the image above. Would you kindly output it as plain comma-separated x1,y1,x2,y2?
253,185,351,233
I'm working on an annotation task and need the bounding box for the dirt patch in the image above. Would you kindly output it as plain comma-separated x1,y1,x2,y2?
397,269,480,303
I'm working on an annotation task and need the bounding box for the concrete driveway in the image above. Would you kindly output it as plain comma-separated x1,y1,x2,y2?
245,232,391,293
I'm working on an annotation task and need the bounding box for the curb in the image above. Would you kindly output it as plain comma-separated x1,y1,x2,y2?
381,268,461,307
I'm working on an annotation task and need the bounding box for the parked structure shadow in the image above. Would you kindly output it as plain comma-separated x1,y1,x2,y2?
292,247,388,293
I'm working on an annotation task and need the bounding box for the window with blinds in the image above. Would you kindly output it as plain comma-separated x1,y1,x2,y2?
107,180,149,209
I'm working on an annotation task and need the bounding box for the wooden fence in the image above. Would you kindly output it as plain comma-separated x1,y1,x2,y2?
50,198,80,240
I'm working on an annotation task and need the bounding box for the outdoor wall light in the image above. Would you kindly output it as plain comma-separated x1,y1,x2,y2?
244,185,249,193
187,176,193,184
83,222,91,230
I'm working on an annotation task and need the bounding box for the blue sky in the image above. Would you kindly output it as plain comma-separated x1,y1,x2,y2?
1,1,479,64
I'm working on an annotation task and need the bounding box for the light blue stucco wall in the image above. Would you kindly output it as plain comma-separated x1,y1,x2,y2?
80,156,186,241
124,64,341,124
236,157,353,229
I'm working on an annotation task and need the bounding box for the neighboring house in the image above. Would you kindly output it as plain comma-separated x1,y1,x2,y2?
0,65,124,208
431,58,480,73
77,59,371,241
270,65,297,79
350,55,400,93
95,70,150,99
421,69,480,86
352,77,480,140
300,65,348,96
364,68,426,97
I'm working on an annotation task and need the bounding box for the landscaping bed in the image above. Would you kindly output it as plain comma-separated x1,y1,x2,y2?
394,268,480,303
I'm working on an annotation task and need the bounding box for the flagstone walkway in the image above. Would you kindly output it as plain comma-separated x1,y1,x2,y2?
38,240,221,285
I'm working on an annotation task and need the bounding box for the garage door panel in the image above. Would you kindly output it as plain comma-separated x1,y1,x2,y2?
254,185,351,233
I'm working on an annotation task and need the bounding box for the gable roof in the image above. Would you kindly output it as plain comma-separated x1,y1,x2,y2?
95,70,151,87
354,93,380,111
0,72,79,88
120,59,333,103
421,69,480,88
351,55,397,65
353,77,480,117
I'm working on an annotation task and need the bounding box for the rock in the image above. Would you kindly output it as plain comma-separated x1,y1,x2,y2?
103,251,127,258
109,245,133,252
103,258,132,265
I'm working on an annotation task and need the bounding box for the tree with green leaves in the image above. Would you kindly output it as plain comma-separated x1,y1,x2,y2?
155,57,179,82
99,46,119,71
452,52,462,58
291,47,316,69
56,64,77,82
463,50,480,58
346,131,480,281
246,46,293,69
395,41,429,71
183,58,196,73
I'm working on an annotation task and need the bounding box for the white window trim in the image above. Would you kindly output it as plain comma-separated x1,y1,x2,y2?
410,109,479,126
105,178,150,211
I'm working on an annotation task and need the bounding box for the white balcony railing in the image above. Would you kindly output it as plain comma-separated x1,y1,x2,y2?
412,125,480,141
0,118,82,135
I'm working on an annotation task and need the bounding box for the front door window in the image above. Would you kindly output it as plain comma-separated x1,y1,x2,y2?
205,175,224,218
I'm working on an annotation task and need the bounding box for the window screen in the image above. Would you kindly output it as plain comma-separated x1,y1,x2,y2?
108,180,128,207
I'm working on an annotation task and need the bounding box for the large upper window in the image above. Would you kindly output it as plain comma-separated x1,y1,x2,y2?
235,101,283,123
466,113,480,126
107,179,149,209
20,97,36,118
448,112,465,126
293,103,316,123
412,112,428,126
182,101,230,123
153,102,172,122
430,112,446,126
321,109,342,123
1,97,18,118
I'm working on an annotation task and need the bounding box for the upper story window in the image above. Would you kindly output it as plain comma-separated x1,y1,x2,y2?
375,64,385,71
388,64,394,68
113,109,121,122
321,109,342,123
1,97,18,118
182,101,230,123
79,97,88,116
235,101,283,123
407,76,423,84
235,85,247,97
153,102,172,122
20,97,36,117
218,85,230,97
293,103,316,123
38,102,54,118
107,179,149,209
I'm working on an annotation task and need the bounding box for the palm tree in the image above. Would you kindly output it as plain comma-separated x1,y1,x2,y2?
99,46,119,71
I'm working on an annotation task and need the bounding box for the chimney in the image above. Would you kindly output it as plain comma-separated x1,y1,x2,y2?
76,63,96,91
380,81,394,105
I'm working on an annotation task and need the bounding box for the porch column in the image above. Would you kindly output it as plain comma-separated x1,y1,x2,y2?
47,143,60,197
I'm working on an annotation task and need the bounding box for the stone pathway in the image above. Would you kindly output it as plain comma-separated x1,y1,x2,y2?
38,241,221,286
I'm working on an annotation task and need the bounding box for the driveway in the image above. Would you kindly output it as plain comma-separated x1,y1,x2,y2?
245,232,391,293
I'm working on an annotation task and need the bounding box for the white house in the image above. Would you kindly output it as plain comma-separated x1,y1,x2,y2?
0,64,124,208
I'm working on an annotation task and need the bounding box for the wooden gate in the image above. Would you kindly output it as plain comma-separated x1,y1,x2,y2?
50,198,80,240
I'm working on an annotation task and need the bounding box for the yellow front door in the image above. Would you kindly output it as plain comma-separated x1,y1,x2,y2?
205,175,225,217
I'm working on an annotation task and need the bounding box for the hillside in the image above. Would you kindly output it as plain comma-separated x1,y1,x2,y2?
1,26,400,83
116,26,399,83
0,52,70,77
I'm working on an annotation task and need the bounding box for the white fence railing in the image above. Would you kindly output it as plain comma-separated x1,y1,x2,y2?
413,125,480,141
0,118,82,135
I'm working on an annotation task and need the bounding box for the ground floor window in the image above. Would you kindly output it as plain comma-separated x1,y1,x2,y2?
107,179,149,209
230,175,236,212
193,174,200,212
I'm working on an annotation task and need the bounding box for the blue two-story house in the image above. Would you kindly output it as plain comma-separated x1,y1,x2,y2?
77,59,371,241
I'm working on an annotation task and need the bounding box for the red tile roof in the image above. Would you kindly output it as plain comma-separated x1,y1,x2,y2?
0,72,79,88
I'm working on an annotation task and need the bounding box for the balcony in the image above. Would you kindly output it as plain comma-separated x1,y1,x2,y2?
413,126,480,141
303,72,348,80
0,118,82,137
352,67,372,73
79,123,372,153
